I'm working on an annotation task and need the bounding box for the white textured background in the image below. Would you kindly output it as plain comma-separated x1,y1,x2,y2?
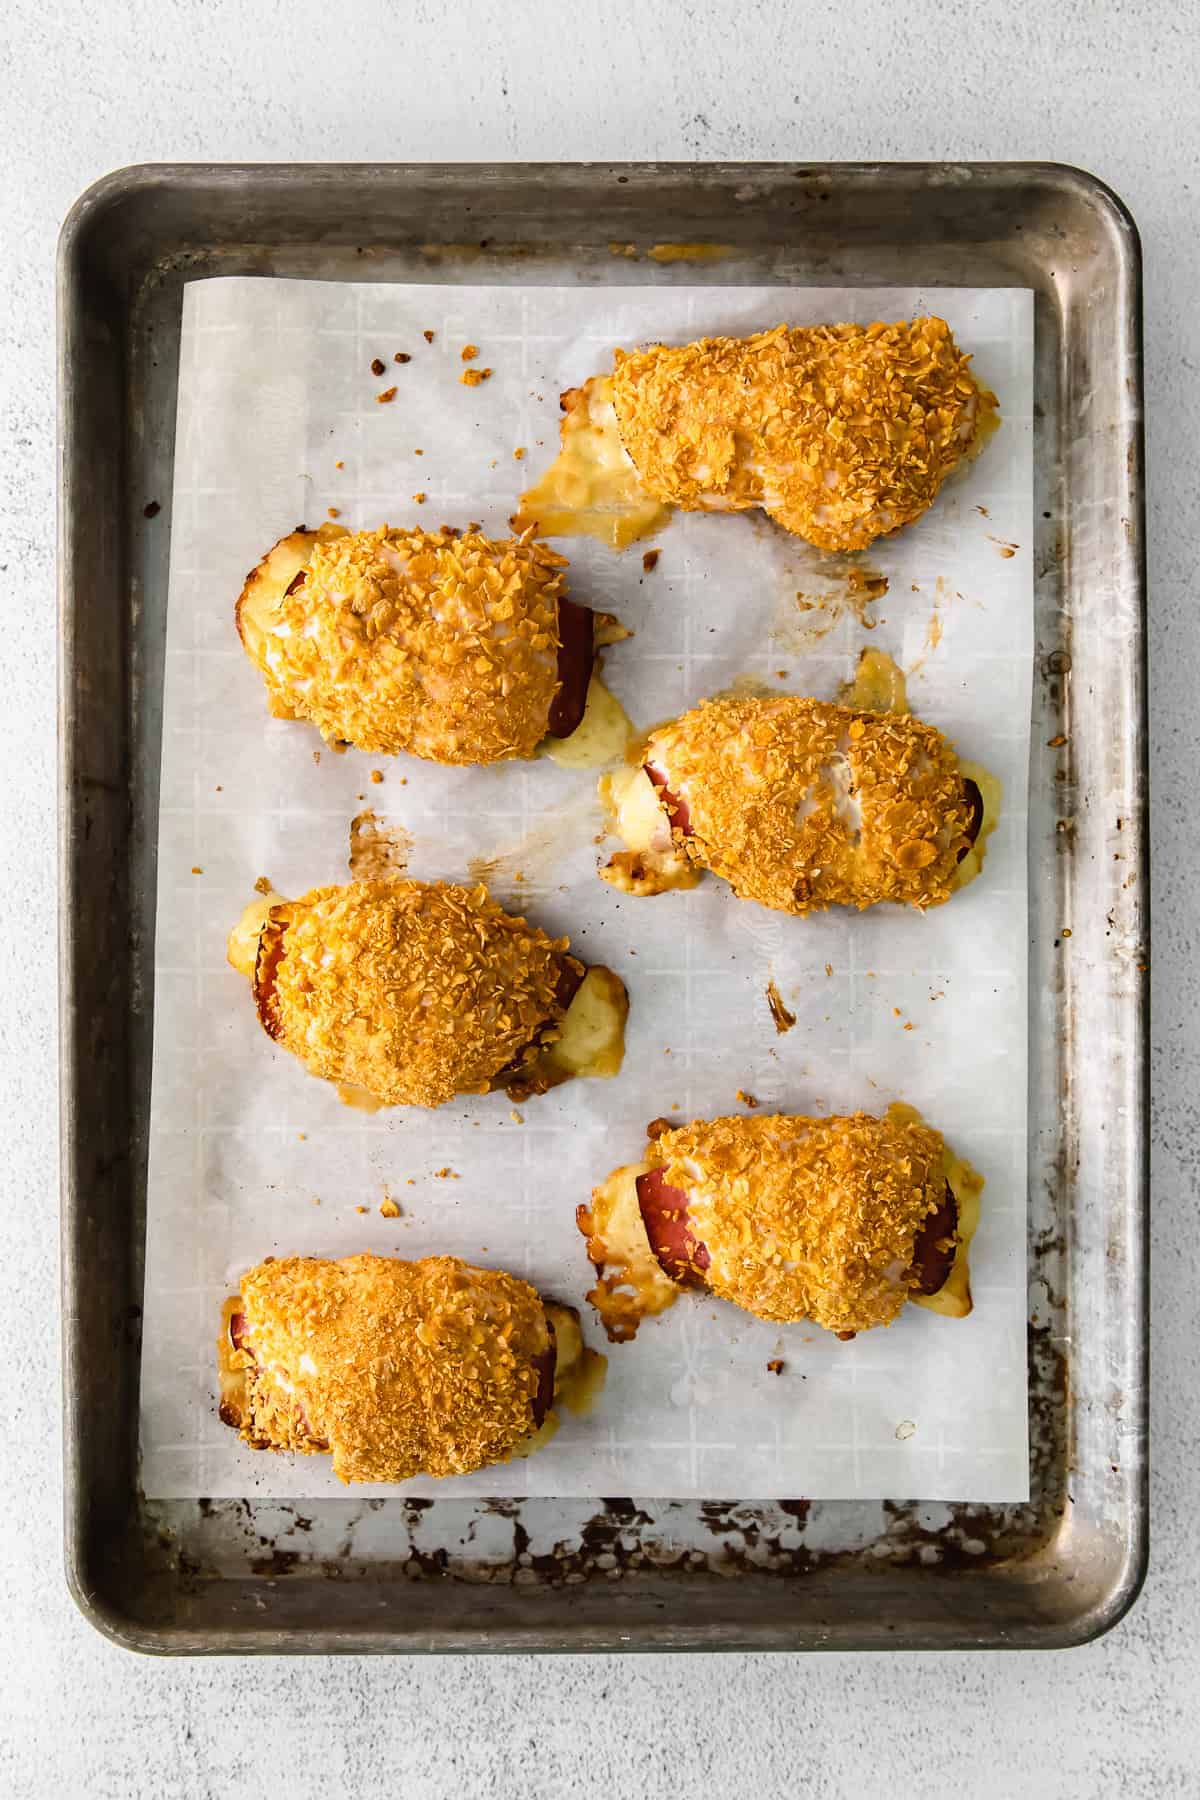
2,1,1195,1795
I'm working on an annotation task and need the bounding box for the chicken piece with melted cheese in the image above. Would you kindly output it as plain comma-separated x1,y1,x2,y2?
218,1252,602,1483
236,521,602,763
578,1107,984,1343
227,878,628,1109
600,691,994,914
515,319,996,555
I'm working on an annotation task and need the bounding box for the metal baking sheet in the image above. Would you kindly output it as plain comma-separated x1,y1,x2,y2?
58,162,1147,1652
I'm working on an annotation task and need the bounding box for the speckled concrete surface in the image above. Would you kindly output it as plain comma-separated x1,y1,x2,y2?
2,2,1196,1795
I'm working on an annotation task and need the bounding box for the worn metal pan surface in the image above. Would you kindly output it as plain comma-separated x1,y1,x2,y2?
58,162,1146,1652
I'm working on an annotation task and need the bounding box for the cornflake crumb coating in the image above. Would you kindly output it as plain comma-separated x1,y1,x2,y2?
611,318,994,552
647,1112,946,1332
255,880,576,1107
231,1253,549,1482
647,693,974,914
239,525,568,763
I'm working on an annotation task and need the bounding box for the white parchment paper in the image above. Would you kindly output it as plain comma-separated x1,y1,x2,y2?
140,278,1033,1501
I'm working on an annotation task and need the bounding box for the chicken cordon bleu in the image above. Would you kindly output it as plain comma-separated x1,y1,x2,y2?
227,878,628,1108
218,1253,602,1482
515,318,996,554
578,1107,983,1342
600,689,997,913
236,520,615,763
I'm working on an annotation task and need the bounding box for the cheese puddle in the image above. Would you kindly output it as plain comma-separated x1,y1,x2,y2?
513,375,670,551
542,674,633,769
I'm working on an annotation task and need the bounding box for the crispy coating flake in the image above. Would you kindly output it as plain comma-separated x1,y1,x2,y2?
254,879,577,1107
647,1112,947,1333
611,318,995,552
646,693,975,914
225,1253,550,1483
236,523,569,763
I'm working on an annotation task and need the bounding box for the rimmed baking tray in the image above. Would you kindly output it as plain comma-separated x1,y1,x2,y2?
58,161,1147,1653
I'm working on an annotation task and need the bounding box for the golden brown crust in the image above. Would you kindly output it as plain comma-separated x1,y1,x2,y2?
611,318,995,552
645,693,975,914
251,879,577,1107
223,1254,550,1483
237,523,570,763
646,1112,947,1333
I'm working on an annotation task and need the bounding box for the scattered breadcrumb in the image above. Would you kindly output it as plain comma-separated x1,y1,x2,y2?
461,344,479,362
215,785,223,792
369,770,383,784
904,1021,914,1031
510,1109,524,1124
191,865,203,875
1047,734,1068,748
380,1197,402,1219
513,446,526,460
335,459,345,470
641,549,660,573
298,1132,306,1141
767,1358,785,1375
461,368,492,387
412,491,426,504
394,352,411,364
355,1205,368,1214
414,447,423,455
376,387,397,404
736,1089,760,1109
434,1167,459,1180
312,750,321,765
825,963,833,977
370,358,386,377
327,506,340,519
1061,927,1073,939
895,1419,917,1441
423,329,435,344
253,874,273,895
892,1007,902,1017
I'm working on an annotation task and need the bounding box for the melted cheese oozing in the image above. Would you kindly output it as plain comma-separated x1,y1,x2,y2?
597,765,700,895
952,759,1003,891
582,1162,680,1341
226,888,287,978
885,1102,984,1319
542,675,633,769
217,1295,248,1424
515,1303,608,1458
838,646,911,715
539,966,629,1082
512,375,671,551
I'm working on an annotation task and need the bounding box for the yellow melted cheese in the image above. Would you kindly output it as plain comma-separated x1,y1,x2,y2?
512,375,671,551
540,966,629,1082
886,1102,984,1319
597,765,701,896
542,675,633,769
226,888,287,978
952,759,1003,892
581,1161,680,1341
838,645,911,715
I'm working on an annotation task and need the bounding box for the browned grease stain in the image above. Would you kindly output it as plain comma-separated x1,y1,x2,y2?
647,242,733,263
765,980,796,1034
348,810,413,881
775,561,889,651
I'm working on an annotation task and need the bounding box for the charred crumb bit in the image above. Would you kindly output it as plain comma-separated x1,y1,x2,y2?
765,979,796,1034
376,386,398,404
513,446,527,460
190,865,203,875
312,750,321,765
975,504,990,517
215,785,223,792
461,344,479,362
776,669,787,678
423,330,435,344
641,549,660,573
1047,734,1068,748
370,357,386,377
394,352,412,365
767,1358,785,1375
414,447,423,456
460,367,493,387
412,491,427,504
143,500,161,519
380,1197,402,1219
736,1089,760,1109
327,506,340,519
